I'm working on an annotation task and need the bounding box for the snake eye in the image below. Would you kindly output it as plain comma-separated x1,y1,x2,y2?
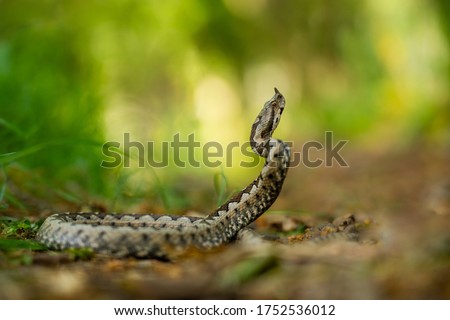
271,101,277,107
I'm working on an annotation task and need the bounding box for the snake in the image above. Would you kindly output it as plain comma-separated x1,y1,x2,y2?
36,88,291,259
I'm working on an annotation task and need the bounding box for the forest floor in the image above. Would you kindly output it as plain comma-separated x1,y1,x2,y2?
0,146,449,299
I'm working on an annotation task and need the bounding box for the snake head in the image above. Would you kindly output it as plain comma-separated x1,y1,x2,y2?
271,87,285,127
250,88,286,156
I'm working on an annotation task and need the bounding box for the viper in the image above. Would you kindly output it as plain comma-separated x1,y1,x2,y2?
36,88,290,259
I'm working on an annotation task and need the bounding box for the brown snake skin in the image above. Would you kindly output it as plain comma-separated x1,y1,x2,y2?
36,88,290,259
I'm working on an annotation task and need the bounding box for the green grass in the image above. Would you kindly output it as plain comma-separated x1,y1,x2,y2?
214,169,230,206
0,216,41,240
0,6,108,210
0,217,45,266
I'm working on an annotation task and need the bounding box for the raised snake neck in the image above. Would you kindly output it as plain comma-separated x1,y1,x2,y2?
36,88,290,259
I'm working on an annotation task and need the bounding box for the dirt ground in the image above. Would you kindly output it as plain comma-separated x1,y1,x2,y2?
0,146,449,299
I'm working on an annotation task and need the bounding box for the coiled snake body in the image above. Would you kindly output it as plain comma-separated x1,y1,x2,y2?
36,88,290,259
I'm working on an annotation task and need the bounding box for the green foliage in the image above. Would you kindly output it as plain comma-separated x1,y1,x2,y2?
0,216,41,240
0,1,109,210
0,239,46,252
65,248,94,261
220,255,279,287
214,169,229,206
0,217,46,266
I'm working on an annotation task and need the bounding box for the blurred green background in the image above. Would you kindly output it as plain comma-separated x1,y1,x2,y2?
0,0,449,214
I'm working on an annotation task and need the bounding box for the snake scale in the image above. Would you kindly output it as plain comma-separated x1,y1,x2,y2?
36,88,290,259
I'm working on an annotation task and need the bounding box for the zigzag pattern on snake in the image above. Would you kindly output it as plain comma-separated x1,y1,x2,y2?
36,88,290,259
